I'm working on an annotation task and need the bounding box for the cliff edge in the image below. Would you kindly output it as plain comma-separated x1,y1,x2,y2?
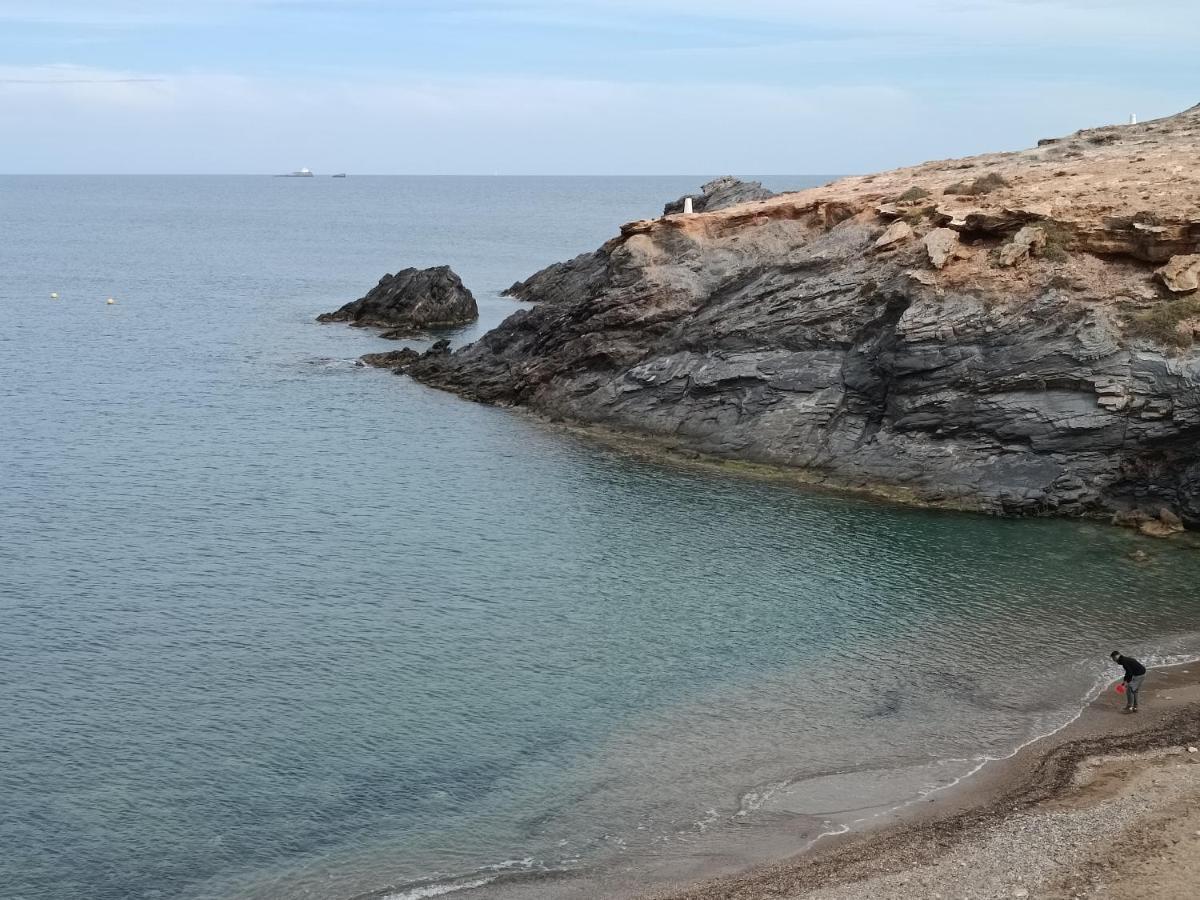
407,107,1200,527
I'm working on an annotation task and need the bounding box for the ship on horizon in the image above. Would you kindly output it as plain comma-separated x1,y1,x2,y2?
276,167,314,177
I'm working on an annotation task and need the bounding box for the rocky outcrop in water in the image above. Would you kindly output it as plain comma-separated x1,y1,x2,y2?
359,339,452,372
662,176,776,216
359,347,420,369
406,106,1200,528
319,266,477,337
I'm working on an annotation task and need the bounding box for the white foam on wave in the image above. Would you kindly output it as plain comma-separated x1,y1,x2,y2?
480,856,535,872
732,778,791,820
383,876,494,900
381,857,539,900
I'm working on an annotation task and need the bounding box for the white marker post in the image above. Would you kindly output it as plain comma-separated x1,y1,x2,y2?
1130,113,1137,125
683,197,693,214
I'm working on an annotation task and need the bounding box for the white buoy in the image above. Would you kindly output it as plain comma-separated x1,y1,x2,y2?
683,196,694,215
1130,113,1137,125
50,292,58,300
106,297,115,305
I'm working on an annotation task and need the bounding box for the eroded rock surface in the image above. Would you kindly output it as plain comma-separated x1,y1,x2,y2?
997,225,1048,267
407,105,1200,527
874,220,913,250
1158,255,1200,293
319,265,477,336
923,228,964,270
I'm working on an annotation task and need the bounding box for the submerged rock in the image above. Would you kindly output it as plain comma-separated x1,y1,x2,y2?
404,105,1200,528
359,347,420,369
319,266,477,336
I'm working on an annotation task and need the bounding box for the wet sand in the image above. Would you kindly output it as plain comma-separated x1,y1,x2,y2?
648,663,1200,900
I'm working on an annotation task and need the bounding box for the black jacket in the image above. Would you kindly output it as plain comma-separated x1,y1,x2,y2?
1116,655,1146,682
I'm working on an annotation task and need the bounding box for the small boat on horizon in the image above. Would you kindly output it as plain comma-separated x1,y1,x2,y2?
332,173,347,178
276,168,314,178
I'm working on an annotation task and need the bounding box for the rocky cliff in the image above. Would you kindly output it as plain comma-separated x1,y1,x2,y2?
403,107,1200,528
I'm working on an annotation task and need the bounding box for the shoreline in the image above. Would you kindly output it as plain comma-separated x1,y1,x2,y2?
646,661,1200,900
498,409,1200,542
414,660,1200,900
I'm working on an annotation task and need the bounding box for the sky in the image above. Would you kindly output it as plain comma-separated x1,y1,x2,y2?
0,0,1197,174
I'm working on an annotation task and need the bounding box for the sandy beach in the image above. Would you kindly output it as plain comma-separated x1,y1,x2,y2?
648,663,1200,900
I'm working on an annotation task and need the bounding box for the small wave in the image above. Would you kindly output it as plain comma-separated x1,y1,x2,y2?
480,856,535,873
280,355,365,375
693,807,720,832
379,857,540,900
383,876,494,900
795,647,1200,853
732,778,790,819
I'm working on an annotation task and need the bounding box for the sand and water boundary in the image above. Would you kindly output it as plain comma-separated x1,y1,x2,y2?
651,663,1200,900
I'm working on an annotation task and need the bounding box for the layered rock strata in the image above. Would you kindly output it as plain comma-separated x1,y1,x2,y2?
405,107,1200,526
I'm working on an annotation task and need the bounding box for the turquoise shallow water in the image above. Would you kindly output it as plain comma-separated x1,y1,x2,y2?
3,176,1200,900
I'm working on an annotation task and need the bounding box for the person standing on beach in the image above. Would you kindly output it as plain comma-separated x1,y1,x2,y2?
1111,651,1147,712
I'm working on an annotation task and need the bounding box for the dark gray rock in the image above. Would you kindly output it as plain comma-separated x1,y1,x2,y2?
503,247,612,304
406,206,1200,527
402,107,1200,528
359,347,420,369
319,266,477,336
663,176,775,216
359,339,455,372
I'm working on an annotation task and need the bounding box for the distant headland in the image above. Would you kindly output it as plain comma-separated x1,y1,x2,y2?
367,105,1200,532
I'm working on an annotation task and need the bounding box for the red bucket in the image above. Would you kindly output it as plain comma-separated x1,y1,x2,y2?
1116,682,1126,694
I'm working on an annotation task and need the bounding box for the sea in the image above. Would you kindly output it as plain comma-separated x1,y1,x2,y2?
3,175,1200,900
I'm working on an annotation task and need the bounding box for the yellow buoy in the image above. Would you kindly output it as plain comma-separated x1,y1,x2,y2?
106,297,115,305
50,292,59,299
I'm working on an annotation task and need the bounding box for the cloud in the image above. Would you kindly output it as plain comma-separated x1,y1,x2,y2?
0,65,904,172
1,2,1196,172
2,63,1192,175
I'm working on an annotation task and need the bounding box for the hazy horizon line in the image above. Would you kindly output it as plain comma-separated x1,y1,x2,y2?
0,172,845,178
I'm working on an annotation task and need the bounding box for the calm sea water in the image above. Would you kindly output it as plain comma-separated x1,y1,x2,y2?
3,176,1200,900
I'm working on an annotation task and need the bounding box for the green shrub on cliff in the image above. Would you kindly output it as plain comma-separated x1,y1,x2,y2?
1033,221,1073,263
901,206,938,224
1127,296,1200,347
944,172,1010,196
